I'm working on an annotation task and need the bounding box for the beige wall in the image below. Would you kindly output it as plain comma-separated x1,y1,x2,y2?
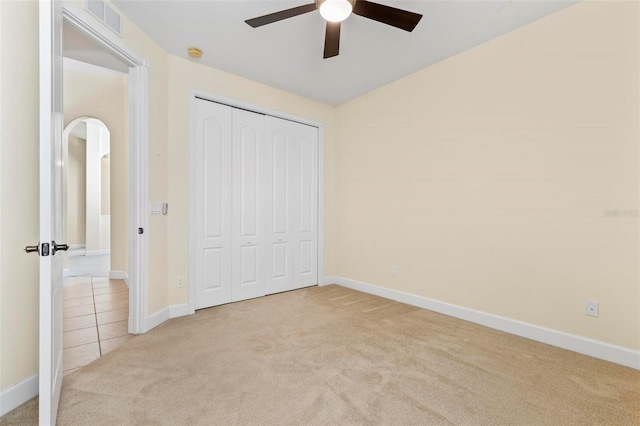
0,0,40,391
67,134,87,244
63,0,171,314
332,1,639,350
63,68,128,270
165,56,337,306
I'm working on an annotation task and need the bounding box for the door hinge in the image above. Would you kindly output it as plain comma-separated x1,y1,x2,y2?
41,242,50,256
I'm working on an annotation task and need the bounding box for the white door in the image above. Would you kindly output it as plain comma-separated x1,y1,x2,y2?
192,99,319,310
194,100,233,309
264,117,319,293
292,123,319,288
39,0,65,424
231,109,267,302
264,117,294,294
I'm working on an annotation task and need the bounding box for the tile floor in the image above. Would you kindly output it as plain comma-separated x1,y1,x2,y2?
63,276,130,375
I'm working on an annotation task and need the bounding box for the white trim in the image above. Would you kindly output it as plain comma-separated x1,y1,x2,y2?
128,64,149,334
191,89,324,128
144,304,190,332
320,276,336,286
169,303,189,318
188,89,326,314
61,5,149,336
317,126,325,290
329,276,640,370
144,307,169,332
0,374,39,417
62,6,144,67
63,57,126,76
187,93,198,315
109,270,129,286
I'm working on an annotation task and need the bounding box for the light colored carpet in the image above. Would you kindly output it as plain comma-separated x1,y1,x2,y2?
2,285,639,425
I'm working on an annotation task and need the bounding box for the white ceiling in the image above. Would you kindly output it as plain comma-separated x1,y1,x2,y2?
110,0,576,105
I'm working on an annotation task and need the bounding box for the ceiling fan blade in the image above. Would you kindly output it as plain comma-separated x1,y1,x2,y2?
324,22,341,59
245,3,317,28
352,0,422,32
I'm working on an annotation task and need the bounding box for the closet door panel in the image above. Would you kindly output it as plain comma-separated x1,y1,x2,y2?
293,124,318,287
264,117,294,294
195,100,233,309
240,127,258,237
232,109,267,302
203,248,223,289
272,134,288,237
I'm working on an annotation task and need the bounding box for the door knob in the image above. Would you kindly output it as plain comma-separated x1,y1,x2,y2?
52,241,69,255
24,244,39,255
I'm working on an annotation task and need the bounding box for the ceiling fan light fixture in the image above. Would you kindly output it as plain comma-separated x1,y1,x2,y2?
318,0,354,23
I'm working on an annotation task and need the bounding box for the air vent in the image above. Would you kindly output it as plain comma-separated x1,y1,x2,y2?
85,0,122,37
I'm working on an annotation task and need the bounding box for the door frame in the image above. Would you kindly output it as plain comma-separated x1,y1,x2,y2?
62,5,149,334
187,89,326,314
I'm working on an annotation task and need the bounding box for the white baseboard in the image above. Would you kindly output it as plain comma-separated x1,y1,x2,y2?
326,276,640,370
85,249,110,256
109,271,129,287
144,307,169,332
169,303,189,318
320,276,336,286
144,303,190,333
0,374,38,417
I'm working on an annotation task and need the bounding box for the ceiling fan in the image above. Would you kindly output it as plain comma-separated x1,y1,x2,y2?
245,0,423,59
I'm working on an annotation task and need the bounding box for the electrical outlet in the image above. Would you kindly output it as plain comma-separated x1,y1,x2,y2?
177,276,185,288
586,301,599,317
392,266,398,277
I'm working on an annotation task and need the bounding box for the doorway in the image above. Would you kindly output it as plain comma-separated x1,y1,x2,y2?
61,63,130,371
61,6,149,336
64,117,111,277
61,114,129,373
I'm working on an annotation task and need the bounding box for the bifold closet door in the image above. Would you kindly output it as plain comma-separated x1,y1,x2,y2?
292,123,319,288
264,117,294,294
194,100,233,309
264,116,319,294
231,109,267,302
194,98,319,310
